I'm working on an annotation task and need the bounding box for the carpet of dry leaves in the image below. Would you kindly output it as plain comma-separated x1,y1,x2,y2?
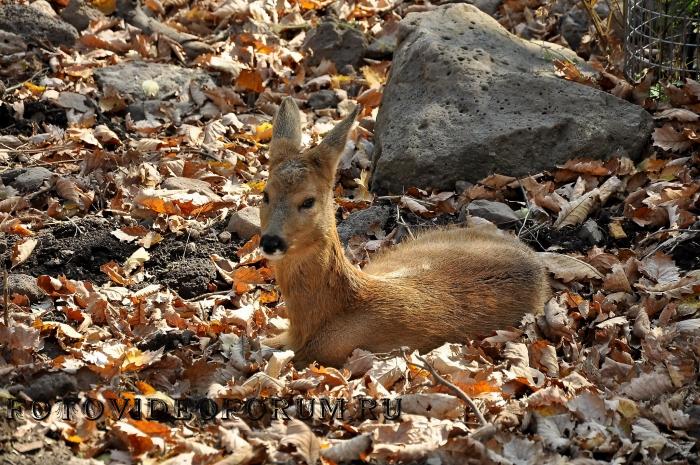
1,1,699,464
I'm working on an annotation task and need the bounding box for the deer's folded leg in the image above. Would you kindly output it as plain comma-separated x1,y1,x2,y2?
262,331,292,350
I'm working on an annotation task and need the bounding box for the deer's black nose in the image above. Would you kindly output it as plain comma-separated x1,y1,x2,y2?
260,235,288,254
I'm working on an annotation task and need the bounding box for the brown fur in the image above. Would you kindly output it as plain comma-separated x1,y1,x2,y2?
261,98,549,367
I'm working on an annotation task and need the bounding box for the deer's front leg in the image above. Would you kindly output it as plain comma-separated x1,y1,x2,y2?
262,331,292,350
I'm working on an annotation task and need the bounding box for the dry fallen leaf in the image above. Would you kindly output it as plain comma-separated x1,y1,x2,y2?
653,108,699,122
539,252,604,281
322,434,373,463
400,195,430,215
281,419,320,464
652,124,692,152
554,189,598,228
11,237,38,268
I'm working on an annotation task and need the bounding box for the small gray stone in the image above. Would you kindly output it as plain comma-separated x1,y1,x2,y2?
337,206,392,244
227,206,261,241
465,200,519,225
0,4,78,46
308,90,340,110
60,0,105,31
455,181,472,194
30,0,57,17
3,274,46,303
366,34,397,59
579,218,603,244
13,167,53,191
559,8,589,50
471,0,503,15
93,62,215,101
303,20,368,71
218,231,232,243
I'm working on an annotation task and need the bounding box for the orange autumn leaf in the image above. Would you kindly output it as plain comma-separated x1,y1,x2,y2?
90,0,117,14
259,288,279,304
63,306,85,323
100,261,132,285
298,0,333,10
254,122,273,142
187,200,235,217
11,294,29,307
1,219,34,236
237,234,264,265
136,196,177,215
236,69,264,93
357,88,383,108
564,292,584,307
135,381,156,395
449,380,500,397
80,34,131,53
23,82,46,94
233,266,267,294
121,347,162,372
553,59,595,86
129,419,171,436
64,434,83,444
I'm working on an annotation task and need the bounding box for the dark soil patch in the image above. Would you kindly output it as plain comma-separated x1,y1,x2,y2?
0,101,68,136
3,216,137,282
671,237,700,271
146,229,234,298
3,215,237,299
521,206,651,254
525,224,589,253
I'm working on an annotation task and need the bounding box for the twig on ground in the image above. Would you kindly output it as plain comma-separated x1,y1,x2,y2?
638,228,699,245
184,290,234,302
67,217,85,236
2,269,9,327
517,178,533,238
36,158,85,167
0,144,75,156
116,0,213,57
4,68,49,93
376,195,436,207
395,205,415,240
402,350,489,428
642,228,700,259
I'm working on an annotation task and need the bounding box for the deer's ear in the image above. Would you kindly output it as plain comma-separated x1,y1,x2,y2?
269,97,302,166
309,104,360,175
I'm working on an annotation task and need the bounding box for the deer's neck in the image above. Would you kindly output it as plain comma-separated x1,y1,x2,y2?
271,230,365,348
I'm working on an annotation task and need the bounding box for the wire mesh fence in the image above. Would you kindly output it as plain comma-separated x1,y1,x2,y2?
624,0,700,81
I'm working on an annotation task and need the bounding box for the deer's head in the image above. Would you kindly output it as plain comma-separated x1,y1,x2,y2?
259,97,359,259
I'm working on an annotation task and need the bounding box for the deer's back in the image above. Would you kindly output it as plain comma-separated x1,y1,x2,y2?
355,227,548,349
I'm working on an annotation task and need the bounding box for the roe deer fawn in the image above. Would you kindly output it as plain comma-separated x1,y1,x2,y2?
260,97,549,367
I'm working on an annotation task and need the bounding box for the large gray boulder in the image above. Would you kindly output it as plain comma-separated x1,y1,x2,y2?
370,4,654,194
0,4,78,47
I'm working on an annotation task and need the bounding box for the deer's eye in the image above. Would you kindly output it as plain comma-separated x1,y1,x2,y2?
262,192,269,204
299,197,315,210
